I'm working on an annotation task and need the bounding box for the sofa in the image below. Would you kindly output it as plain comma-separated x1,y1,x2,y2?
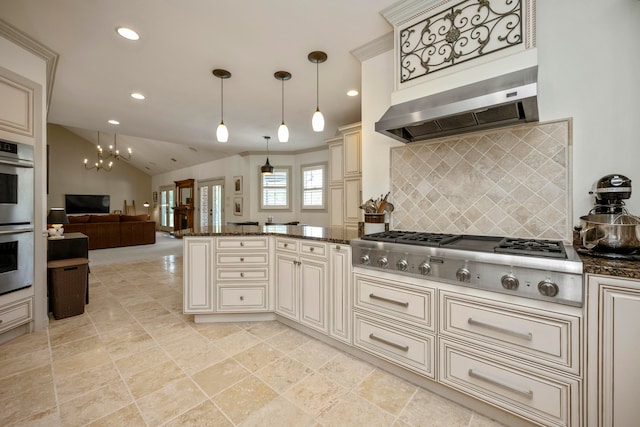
64,214,156,250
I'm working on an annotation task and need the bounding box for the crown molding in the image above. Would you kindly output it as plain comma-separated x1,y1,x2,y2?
381,0,448,26
0,18,59,114
351,32,393,62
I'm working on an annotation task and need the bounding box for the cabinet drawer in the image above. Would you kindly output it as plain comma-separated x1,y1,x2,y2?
300,241,327,258
440,291,580,374
216,252,268,266
216,237,268,250
0,298,33,333
275,238,298,253
217,285,268,312
439,339,580,427
354,274,434,330
353,312,434,378
216,267,268,281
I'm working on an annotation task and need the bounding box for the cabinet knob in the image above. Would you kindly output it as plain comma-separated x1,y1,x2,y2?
310,247,314,252
240,257,244,262
240,242,244,247
240,272,244,277
336,245,341,250
240,296,244,301
284,243,288,248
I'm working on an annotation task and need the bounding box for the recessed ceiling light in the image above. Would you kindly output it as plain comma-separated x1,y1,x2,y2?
130,92,145,100
347,90,359,97
116,27,140,41
108,119,120,125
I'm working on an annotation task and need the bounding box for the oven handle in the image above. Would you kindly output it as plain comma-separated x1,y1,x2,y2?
0,228,34,236
0,158,34,168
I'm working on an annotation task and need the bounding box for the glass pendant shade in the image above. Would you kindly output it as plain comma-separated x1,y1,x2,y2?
312,109,325,132
216,122,229,143
278,122,289,143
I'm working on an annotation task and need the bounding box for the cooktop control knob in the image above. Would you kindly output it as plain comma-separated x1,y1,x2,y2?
538,280,559,297
456,267,471,283
359,254,370,265
419,262,431,276
377,256,389,268
396,259,408,271
501,274,519,290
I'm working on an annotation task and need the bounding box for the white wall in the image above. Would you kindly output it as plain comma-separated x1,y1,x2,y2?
151,148,329,227
361,0,640,228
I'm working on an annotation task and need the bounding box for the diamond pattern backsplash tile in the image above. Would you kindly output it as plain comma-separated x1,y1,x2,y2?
390,119,572,241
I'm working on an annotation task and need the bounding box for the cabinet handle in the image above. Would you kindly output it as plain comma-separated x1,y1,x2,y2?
240,257,244,262
240,272,244,277
369,293,409,307
467,318,533,341
368,333,409,352
468,369,533,399
336,245,341,250
240,296,244,301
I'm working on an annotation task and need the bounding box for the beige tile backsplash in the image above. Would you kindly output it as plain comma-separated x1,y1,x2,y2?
390,119,572,241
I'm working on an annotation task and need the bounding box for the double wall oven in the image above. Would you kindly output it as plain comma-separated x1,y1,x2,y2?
0,140,34,296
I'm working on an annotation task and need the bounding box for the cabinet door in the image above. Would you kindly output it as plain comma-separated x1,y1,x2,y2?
0,69,36,144
184,237,214,313
343,130,361,176
588,275,640,427
329,244,351,343
328,141,344,185
330,186,344,227
344,177,361,224
275,252,298,320
299,255,328,333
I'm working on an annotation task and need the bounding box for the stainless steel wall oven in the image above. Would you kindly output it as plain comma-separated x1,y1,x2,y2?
0,140,34,295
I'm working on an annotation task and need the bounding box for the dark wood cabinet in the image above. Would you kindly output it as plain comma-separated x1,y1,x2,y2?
174,178,195,231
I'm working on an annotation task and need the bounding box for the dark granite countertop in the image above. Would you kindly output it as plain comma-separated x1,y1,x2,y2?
577,252,640,280
174,224,361,245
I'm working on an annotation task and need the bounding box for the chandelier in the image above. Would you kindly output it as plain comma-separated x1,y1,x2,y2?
83,132,132,172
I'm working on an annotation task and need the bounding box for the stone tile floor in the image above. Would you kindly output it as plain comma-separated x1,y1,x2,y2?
0,254,506,426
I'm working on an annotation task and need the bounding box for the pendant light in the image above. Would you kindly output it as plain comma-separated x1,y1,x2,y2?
261,136,274,175
308,51,327,132
212,69,231,143
274,71,291,143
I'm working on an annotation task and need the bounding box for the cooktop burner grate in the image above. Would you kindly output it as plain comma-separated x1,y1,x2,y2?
494,238,567,258
395,232,459,247
360,230,416,243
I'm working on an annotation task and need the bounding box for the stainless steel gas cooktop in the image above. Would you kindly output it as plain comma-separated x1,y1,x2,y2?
351,231,584,306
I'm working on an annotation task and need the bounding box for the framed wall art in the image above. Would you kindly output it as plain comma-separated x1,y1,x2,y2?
234,176,243,194
233,197,243,216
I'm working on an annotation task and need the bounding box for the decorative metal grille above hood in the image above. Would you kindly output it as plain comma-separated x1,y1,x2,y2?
375,66,539,143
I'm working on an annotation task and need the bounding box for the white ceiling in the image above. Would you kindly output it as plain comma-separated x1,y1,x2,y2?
0,0,397,174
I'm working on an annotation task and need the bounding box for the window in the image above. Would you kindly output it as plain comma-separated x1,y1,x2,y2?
301,163,326,210
260,166,290,210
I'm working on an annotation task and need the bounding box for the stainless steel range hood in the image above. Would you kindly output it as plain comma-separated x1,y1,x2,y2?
375,66,539,143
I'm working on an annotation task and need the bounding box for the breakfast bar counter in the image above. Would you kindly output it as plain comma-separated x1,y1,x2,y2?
174,224,360,245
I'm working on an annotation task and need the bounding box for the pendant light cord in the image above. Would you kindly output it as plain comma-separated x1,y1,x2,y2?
281,79,285,123
220,77,224,123
316,61,320,109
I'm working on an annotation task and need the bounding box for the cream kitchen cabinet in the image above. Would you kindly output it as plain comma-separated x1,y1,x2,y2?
183,236,270,316
328,243,351,343
275,237,328,334
326,123,362,230
0,67,37,145
438,289,583,427
183,237,214,313
587,274,640,427
352,271,436,378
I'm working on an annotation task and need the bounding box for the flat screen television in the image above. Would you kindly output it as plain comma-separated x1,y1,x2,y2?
65,194,110,214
